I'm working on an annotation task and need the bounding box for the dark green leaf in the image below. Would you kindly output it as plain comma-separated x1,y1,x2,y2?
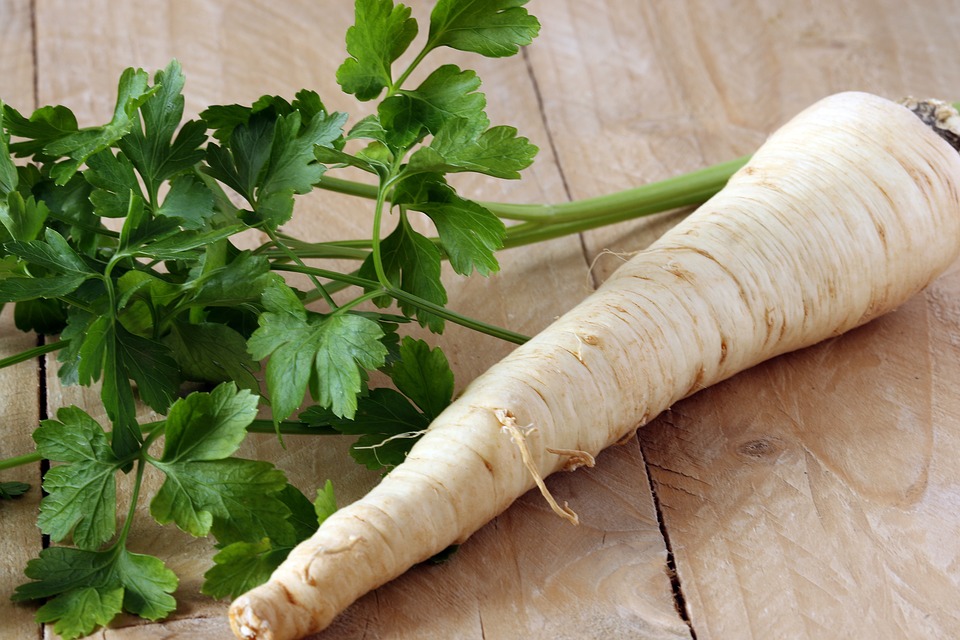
379,65,487,147
13,545,178,638
4,228,95,276
0,274,88,303
119,61,207,195
202,110,276,201
0,102,17,195
428,0,540,57
389,336,454,419
85,149,143,218
0,480,30,499
201,538,288,600
35,586,124,640
181,251,275,309
253,109,347,227
14,297,67,334
160,383,259,463
150,457,290,543
33,407,121,550
2,102,79,158
358,218,447,331
302,387,428,470
337,0,419,100
201,482,320,599
247,282,389,420
393,173,504,275
114,323,180,414
129,224,243,261
156,173,214,229
408,122,537,180
0,190,49,242
165,321,260,389
46,67,156,185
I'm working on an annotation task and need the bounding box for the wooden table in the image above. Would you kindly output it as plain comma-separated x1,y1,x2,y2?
2,1,959,638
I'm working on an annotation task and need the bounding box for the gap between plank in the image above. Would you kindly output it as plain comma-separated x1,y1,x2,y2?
639,442,697,639
520,48,599,290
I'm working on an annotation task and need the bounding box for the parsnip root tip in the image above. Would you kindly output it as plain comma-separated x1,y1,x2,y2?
229,596,270,640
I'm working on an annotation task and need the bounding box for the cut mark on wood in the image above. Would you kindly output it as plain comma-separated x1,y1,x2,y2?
640,443,697,639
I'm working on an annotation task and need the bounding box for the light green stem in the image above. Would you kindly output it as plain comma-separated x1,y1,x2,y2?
0,339,67,370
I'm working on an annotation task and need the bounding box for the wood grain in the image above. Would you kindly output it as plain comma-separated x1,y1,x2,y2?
3,0,960,638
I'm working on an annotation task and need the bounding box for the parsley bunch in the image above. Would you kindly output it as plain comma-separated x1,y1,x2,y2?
0,0,543,636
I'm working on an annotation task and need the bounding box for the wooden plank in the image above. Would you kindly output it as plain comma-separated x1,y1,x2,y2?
18,1,684,638
0,1,41,638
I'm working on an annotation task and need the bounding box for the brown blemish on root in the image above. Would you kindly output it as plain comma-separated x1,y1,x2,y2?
278,582,299,607
481,456,495,474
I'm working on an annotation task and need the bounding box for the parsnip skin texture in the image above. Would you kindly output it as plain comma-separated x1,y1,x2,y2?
229,92,960,640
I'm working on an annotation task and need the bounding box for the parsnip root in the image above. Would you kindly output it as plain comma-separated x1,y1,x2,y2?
229,92,960,640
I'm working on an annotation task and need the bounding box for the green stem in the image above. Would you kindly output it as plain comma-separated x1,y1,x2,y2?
369,178,393,289
316,156,748,224
0,339,68,370
392,44,433,92
334,289,386,315
266,228,338,309
495,156,748,224
272,264,530,344
503,184,721,247
0,451,42,471
116,458,146,543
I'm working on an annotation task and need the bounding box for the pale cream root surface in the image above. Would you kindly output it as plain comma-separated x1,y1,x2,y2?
229,92,960,640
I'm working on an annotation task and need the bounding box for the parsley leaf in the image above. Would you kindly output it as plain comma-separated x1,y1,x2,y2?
203,106,346,228
165,321,260,389
247,282,389,420
33,407,123,550
45,67,157,185
58,305,180,459
0,101,18,195
254,108,347,227
393,173,504,276
201,481,336,599
358,214,447,331
0,227,96,304
378,64,486,148
0,190,49,243
2,102,79,159
0,480,30,500
337,0,419,101
147,384,292,543
427,0,541,58
407,121,537,180
85,148,142,219
302,337,453,469
13,545,178,639
118,60,207,198
389,335,454,418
